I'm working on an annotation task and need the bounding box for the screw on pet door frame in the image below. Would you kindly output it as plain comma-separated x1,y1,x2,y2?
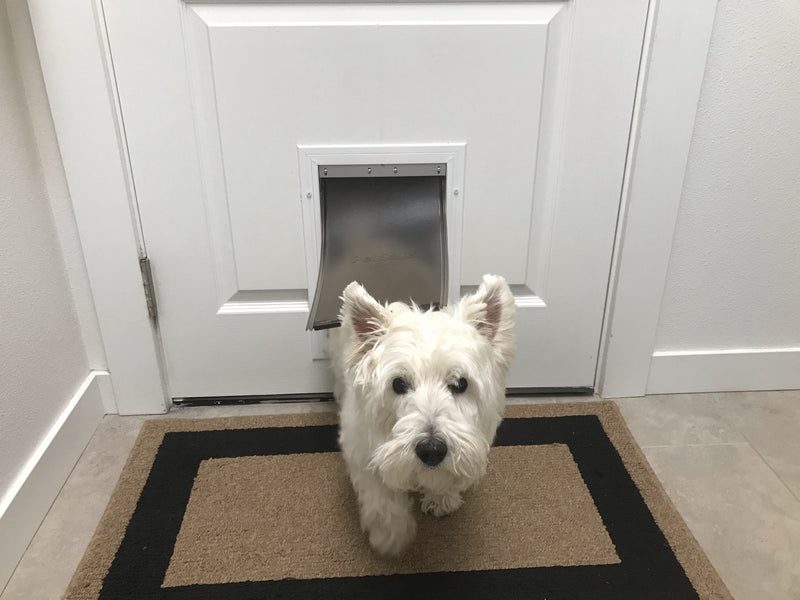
318,164,446,178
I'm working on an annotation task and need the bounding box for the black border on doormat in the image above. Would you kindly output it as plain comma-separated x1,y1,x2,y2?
99,416,698,600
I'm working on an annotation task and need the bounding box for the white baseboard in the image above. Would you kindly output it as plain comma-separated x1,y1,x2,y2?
0,371,109,591
647,347,800,394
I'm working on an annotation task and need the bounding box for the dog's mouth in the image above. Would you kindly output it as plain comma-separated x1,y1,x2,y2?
369,418,492,492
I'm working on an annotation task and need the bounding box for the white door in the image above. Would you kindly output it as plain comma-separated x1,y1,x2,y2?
102,0,648,399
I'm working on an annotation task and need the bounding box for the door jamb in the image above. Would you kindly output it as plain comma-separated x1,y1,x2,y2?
26,0,169,414
596,0,718,398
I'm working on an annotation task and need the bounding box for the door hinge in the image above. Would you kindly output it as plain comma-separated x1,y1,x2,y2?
139,256,158,320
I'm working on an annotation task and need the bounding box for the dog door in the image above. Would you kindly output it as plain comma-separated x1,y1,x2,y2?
307,163,447,330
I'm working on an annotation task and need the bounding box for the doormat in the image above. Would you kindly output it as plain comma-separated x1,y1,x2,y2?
64,402,731,599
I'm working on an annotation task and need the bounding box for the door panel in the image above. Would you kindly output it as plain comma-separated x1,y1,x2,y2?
102,0,648,397
184,3,552,295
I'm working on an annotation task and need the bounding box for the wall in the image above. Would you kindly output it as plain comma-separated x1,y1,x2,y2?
649,0,800,391
5,0,108,371
0,0,107,589
0,1,88,497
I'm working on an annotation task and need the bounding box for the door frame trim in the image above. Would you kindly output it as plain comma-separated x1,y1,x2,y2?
595,0,719,398
26,0,169,414
27,0,716,412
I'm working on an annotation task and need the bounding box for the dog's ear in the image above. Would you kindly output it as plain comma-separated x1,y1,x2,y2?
458,274,516,366
340,281,388,353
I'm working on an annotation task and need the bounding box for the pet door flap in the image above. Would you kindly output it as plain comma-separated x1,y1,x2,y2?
307,164,447,330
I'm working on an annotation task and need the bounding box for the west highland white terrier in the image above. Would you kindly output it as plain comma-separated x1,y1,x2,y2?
331,274,515,556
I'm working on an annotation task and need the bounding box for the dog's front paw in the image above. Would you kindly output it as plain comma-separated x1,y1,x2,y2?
420,492,464,517
367,515,417,556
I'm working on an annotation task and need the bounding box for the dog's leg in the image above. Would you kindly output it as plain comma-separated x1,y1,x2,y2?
353,472,416,556
420,491,464,517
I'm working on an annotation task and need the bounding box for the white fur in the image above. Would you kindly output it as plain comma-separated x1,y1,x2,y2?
331,274,515,556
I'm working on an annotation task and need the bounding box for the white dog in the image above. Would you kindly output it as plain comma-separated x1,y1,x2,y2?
330,274,515,556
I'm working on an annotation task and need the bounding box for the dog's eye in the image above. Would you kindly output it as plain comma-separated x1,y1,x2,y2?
392,377,410,395
448,377,468,394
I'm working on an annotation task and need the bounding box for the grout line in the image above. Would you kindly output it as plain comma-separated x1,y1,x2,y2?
640,442,751,449
711,394,800,503
735,429,800,503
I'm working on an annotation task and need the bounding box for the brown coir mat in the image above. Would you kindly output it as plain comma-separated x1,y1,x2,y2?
64,402,731,600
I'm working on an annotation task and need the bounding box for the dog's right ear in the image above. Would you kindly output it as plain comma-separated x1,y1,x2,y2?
457,274,516,369
340,281,387,353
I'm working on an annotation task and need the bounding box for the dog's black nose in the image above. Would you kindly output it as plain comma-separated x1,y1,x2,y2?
415,437,448,467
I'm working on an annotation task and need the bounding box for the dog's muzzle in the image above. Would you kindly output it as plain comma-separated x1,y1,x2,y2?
415,436,448,467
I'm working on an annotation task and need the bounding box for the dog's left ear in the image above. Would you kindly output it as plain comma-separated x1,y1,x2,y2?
340,281,388,354
458,274,516,367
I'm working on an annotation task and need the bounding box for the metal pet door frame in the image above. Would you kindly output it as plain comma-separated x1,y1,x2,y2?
297,144,466,358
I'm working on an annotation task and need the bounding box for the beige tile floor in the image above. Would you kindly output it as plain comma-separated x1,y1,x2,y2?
2,392,799,599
